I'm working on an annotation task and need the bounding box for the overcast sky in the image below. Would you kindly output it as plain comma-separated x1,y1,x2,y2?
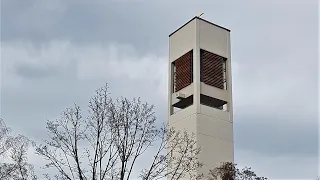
0,0,319,179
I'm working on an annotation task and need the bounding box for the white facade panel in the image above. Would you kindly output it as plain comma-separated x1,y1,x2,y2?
200,82,229,102
199,20,229,58
200,104,231,122
170,113,197,134
169,104,196,125
168,17,233,179
197,114,233,142
197,134,234,168
169,20,196,62
171,83,194,105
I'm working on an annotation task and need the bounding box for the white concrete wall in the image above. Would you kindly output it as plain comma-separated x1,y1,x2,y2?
169,104,197,125
197,114,233,142
200,104,231,122
171,83,194,105
168,20,197,116
197,134,234,169
201,82,229,103
168,17,234,179
169,113,197,134
169,20,196,63
196,113,234,173
197,18,234,177
199,20,229,59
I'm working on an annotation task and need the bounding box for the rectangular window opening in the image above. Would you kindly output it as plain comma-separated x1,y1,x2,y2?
200,49,227,90
200,94,228,111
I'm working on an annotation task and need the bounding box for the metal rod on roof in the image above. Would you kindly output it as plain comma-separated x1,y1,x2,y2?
198,12,204,17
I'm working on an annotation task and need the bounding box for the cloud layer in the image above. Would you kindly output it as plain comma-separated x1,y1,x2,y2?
1,0,319,179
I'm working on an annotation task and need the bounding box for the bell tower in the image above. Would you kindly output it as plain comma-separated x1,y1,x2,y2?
168,16,234,176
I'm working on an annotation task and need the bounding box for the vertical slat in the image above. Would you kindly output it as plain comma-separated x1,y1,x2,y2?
175,50,193,92
200,49,226,89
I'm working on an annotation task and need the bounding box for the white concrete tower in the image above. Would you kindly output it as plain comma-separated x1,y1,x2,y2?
168,16,234,177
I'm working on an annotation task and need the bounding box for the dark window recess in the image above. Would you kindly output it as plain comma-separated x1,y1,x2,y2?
200,49,226,89
173,95,194,109
200,94,227,110
173,50,193,92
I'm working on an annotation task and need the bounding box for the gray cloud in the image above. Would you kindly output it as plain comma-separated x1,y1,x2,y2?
234,116,318,157
1,0,318,179
15,63,60,79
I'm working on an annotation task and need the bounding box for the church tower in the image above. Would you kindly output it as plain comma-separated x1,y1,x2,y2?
168,16,234,177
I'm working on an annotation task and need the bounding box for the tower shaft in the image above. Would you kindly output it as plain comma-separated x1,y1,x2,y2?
168,17,234,178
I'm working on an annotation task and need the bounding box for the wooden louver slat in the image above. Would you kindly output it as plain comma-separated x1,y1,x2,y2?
174,50,193,92
200,49,226,89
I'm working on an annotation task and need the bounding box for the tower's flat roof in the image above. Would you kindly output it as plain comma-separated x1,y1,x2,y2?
169,16,230,37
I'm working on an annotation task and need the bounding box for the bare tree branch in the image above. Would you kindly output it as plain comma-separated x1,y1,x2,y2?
35,83,205,180
0,118,37,180
207,162,268,180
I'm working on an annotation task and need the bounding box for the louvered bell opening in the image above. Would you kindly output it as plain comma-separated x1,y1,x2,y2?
200,49,228,111
200,49,226,90
173,50,193,92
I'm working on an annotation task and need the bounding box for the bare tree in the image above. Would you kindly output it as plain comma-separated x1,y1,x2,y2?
139,127,202,180
0,118,37,180
35,84,202,180
208,162,267,180
0,118,14,179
